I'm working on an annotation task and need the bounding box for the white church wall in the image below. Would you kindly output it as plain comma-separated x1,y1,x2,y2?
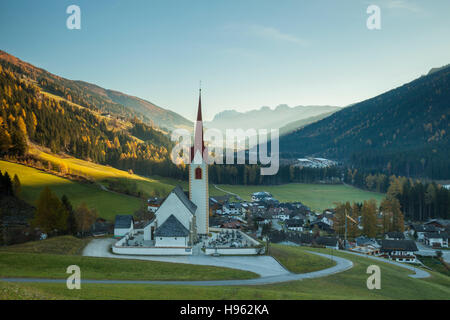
114,226,132,238
190,160,209,235
112,245,192,255
155,192,193,231
155,236,187,247
143,220,156,241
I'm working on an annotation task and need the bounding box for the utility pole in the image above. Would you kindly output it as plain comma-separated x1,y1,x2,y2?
344,207,348,249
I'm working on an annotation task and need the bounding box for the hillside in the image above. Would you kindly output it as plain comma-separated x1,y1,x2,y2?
205,104,340,132
0,50,192,131
0,56,189,180
279,65,450,179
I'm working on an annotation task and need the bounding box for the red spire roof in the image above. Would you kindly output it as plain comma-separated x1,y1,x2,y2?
197,89,203,121
191,89,206,162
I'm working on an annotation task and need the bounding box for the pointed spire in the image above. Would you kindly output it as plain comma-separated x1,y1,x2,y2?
197,87,203,121
191,85,206,162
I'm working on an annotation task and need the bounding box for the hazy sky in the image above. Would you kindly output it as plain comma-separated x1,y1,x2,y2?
1,0,449,121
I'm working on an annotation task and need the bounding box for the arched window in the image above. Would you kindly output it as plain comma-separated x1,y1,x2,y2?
195,167,202,179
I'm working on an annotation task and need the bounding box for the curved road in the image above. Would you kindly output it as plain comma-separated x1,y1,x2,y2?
342,250,430,278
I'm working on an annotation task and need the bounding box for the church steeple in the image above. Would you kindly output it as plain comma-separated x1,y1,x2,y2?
191,88,206,162
189,86,209,236
197,88,203,121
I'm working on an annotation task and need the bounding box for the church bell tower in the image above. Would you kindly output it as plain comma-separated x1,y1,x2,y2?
189,89,209,236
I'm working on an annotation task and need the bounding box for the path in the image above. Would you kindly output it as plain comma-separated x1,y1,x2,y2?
342,250,430,278
281,241,430,279
213,185,242,200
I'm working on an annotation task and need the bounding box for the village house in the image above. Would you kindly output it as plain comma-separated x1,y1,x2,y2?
423,219,450,231
318,211,334,227
310,220,334,233
114,215,134,238
424,232,449,248
222,202,243,216
411,224,438,241
251,191,272,202
315,236,339,250
380,239,418,263
285,219,304,232
147,197,163,213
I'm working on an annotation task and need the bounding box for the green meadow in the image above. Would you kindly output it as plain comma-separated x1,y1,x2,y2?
215,183,385,211
0,160,142,220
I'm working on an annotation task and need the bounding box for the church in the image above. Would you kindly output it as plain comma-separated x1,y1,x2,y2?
140,90,209,247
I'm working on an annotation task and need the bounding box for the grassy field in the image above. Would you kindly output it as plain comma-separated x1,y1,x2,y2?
0,236,92,255
29,146,179,196
1,245,449,300
0,252,257,281
268,244,336,273
215,183,385,211
417,255,450,276
0,160,142,220
0,236,258,282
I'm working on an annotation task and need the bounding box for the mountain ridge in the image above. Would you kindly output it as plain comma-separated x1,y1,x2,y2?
0,50,192,131
206,104,341,132
279,64,450,179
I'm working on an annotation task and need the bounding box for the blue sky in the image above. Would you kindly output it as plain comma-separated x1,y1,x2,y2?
1,0,449,121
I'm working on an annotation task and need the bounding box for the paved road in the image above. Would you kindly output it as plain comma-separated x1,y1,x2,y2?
342,251,430,278
414,241,450,263
281,241,430,279
1,252,353,286
83,238,289,277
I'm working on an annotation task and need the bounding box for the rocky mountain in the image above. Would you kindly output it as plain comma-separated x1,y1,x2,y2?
205,104,340,132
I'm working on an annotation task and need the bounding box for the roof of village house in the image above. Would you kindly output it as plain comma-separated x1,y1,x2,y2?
381,240,418,252
209,195,230,203
413,224,437,232
356,236,380,247
147,197,164,205
154,214,189,237
114,215,134,229
315,236,338,247
386,231,405,239
424,219,450,227
299,233,313,244
425,232,449,240
286,219,304,228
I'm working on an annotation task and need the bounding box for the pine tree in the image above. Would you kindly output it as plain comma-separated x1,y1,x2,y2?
61,195,77,235
74,203,97,237
33,187,68,234
12,174,21,197
362,199,377,238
